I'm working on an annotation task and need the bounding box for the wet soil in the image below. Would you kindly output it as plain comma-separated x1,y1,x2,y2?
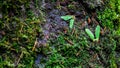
36,0,102,47
24,0,120,67
1,0,120,67
34,0,105,67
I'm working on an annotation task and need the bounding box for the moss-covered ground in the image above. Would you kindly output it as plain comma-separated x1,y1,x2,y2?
0,0,120,68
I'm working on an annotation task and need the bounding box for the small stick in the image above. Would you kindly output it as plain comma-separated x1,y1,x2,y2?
32,38,38,51
64,38,74,45
72,27,75,35
91,17,99,25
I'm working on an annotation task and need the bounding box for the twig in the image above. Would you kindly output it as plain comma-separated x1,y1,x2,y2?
72,27,75,35
32,38,38,51
64,38,74,45
91,17,99,25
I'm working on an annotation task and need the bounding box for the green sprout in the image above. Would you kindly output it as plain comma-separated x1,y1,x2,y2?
85,25,100,42
61,15,75,29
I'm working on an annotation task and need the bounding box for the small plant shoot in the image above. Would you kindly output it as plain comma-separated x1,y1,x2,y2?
69,19,74,29
95,25,100,41
61,15,75,29
85,25,101,42
85,29,94,40
61,15,73,20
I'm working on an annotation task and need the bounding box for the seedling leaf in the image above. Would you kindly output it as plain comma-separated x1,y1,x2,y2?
85,29,94,40
61,15,73,21
69,19,74,28
95,25,100,40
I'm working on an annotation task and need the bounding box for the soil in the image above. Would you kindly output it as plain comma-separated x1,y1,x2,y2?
38,1,93,47
34,0,113,67
0,0,120,67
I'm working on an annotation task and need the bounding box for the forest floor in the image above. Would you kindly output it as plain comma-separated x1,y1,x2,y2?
0,0,120,68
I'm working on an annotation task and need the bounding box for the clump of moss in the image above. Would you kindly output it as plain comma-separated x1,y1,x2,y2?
45,28,117,68
97,0,120,67
0,0,43,67
98,0,120,32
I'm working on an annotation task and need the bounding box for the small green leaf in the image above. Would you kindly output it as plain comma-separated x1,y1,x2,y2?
95,25,100,40
69,19,74,29
61,15,73,21
85,29,94,40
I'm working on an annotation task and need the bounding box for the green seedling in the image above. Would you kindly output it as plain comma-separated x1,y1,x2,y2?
85,29,95,41
85,25,100,42
61,15,75,29
95,25,100,41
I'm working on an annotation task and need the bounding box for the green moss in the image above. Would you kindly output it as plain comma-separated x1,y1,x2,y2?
45,28,116,67
0,0,119,67
97,0,120,33
0,0,43,67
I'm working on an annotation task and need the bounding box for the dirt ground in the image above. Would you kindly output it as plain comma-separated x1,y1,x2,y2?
0,0,120,68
